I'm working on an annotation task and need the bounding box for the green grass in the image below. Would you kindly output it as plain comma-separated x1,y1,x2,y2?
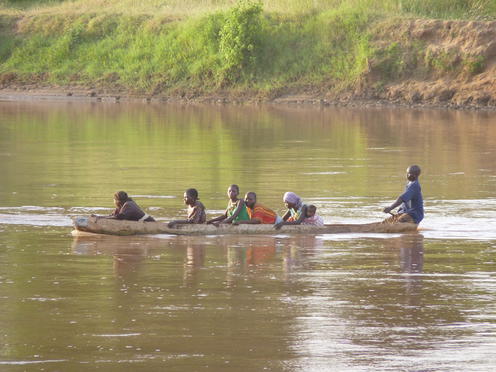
0,0,494,94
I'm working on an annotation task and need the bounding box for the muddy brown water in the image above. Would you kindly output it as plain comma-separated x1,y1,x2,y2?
0,101,495,371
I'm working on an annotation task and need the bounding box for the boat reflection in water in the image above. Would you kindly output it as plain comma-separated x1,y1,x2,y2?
71,233,423,282
71,235,152,279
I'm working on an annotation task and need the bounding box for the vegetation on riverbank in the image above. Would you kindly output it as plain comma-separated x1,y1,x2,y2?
0,0,495,106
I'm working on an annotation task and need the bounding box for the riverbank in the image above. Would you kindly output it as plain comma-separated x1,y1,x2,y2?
1,87,496,111
1,1,495,110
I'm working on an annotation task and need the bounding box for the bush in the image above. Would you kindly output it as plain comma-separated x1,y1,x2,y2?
219,0,263,83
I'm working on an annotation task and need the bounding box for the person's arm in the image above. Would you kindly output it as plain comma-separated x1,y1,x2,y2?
221,200,246,224
275,206,307,229
207,213,227,224
383,196,403,214
281,210,291,221
273,210,290,229
94,207,118,219
384,184,417,214
101,205,131,220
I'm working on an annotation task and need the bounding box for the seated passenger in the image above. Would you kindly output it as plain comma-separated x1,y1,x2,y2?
233,192,282,225
168,188,206,228
100,191,155,222
382,165,424,224
301,204,324,226
207,184,250,226
274,192,308,229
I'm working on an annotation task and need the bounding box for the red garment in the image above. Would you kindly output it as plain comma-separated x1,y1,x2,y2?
248,204,277,224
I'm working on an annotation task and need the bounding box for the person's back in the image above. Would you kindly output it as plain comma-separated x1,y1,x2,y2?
188,200,206,224
398,179,424,224
113,199,155,222
250,203,278,224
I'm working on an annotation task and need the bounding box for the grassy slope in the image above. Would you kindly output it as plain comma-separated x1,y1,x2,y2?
0,0,495,96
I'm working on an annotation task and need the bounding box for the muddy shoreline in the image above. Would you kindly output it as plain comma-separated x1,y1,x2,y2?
1,87,495,111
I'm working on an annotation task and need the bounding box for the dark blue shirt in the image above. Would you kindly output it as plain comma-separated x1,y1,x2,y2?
398,180,424,224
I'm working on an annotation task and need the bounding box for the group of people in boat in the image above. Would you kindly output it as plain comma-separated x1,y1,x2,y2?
97,165,424,228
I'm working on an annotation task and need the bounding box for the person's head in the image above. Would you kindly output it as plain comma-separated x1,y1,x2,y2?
283,192,302,210
114,191,128,208
244,192,257,208
184,188,199,205
227,184,240,200
406,165,421,182
306,205,317,218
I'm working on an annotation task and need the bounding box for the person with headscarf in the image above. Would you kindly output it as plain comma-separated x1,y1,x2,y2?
98,191,155,222
274,192,308,229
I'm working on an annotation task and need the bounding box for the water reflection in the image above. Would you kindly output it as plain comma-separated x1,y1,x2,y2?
399,234,424,274
71,233,426,279
0,230,491,371
397,234,424,303
225,237,277,269
72,235,150,279
183,241,205,287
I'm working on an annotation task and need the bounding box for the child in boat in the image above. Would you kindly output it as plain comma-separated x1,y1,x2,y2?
99,191,155,222
233,191,282,225
382,165,424,224
168,188,206,228
301,205,324,226
207,184,250,226
274,192,308,229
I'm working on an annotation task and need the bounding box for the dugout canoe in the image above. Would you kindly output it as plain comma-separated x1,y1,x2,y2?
72,216,418,236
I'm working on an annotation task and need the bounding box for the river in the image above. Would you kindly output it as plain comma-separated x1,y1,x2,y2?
0,101,495,371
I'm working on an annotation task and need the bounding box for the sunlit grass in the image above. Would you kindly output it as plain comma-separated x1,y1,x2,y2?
1,0,495,18
0,0,494,94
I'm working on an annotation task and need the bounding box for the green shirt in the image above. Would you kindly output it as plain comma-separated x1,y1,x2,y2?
227,199,250,222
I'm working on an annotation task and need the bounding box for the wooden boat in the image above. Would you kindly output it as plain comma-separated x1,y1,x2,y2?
72,216,418,236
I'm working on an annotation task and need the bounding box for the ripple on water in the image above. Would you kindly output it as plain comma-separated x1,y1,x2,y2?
0,206,65,212
68,206,113,213
302,171,347,175
0,213,71,227
92,333,142,337
0,360,67,365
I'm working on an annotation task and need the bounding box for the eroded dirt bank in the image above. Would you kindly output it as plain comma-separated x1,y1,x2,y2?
353,19,496,109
